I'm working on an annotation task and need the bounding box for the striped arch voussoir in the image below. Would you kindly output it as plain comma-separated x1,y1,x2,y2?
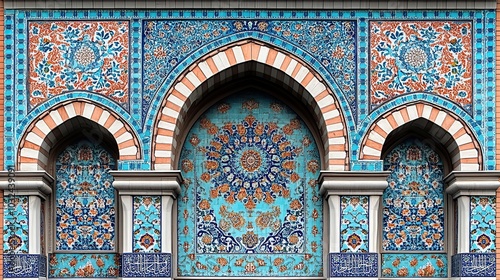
360,103,482,171
152,40,349,171
18,100,141,171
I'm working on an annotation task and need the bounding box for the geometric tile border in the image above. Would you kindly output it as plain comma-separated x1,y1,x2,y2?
121,253,171,278
329,253,378,277
451,253,495,277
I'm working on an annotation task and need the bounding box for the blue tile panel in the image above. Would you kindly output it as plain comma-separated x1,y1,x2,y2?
340,196,369,252
329,253,378,277
48,253,120,278
3,195,29,253
381,253,447,278
470,196,496,253
177,91,323,277
121,253,171,278
383,138,445,251
55,140,116,251
3,254,46,278
451,253,495,277
4,10,495,170
132,196,162,252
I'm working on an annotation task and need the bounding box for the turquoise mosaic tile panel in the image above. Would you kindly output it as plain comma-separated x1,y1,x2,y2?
383,138,445,251
381,253,447,278
470,196,496,253
28,21,129,110
55,140,116,251
48,253,120,278
178,91,322,277
340,196,369,252
133,196,162,252
3,195,29,253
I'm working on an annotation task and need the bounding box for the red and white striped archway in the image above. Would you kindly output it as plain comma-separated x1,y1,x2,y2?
360,102,482,171
18,100,141,171
151,40,350,171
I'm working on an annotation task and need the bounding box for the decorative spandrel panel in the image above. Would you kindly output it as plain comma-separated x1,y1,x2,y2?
28,21,129,109
370,21,473,113
133,196,162,252
340,196,369,252
470,196,496,253
383,138,445,251
178,91,322,277
55,140,116,251
3,195,29,253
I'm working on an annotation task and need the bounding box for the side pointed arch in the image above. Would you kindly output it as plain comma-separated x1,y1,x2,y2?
360,102,482,171
152,40,349,171
18,100,142,171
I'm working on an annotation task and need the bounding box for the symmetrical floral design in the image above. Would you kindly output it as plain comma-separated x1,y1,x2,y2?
28,21,129,109
48,253,120,278
133,196,162,252
178,92,322,277
370,21,473,112
3,195,29,253
470,196,496,253
382,253,447,278
340,196,369,252
383,138,445,251
143,20,356,120
55,141,116,251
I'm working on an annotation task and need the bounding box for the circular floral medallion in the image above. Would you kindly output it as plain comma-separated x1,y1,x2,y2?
397,40,435,74
69,41,102,72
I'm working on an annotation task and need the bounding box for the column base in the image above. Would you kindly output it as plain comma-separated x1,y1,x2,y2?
451,253,495,278
121,253,172,278
329,253,378,278
3,254,46,279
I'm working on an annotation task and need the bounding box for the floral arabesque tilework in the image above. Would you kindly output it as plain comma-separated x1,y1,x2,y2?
142,20,356,120
381,253,447,278
177,91,322,277
383,138,445,251
470,196,496,253
340,196,369,252
133,196,162,252
48,253,120,278
55,140,116,251
3,195,29,253
28,21,129,109
370,21,473,113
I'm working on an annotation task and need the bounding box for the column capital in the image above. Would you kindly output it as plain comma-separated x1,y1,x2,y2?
0,171,53,199
444,171,500,198
111,170,182,197
319,171,390,197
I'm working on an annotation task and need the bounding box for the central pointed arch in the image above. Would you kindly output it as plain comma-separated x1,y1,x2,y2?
151,40,349,171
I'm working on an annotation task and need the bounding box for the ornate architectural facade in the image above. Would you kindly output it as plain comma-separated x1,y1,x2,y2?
0,1,499,279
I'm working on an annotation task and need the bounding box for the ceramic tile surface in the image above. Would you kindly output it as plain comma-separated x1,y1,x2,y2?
3,195,29,253
122,253,171,277
28,21,129,109
370,21,473,112
3,254,45,278
470,196,496,253
178,91,322,277
133,196,162,252
55,140,116,251
381,253,447,278
329,253,378,277
48,253,120,278
383,138,445,251
451,253,495,277
340,196,369,252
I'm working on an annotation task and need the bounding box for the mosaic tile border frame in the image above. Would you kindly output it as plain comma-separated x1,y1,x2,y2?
4,9,495,170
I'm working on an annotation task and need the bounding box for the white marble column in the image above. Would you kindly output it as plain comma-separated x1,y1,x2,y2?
320,171,389,280
112,171,181,280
